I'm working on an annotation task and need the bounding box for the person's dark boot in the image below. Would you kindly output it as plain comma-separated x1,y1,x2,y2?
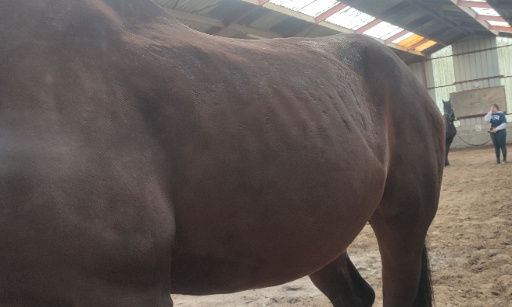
497,157,501,164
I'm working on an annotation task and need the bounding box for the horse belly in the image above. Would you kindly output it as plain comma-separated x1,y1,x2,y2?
169,132,387,294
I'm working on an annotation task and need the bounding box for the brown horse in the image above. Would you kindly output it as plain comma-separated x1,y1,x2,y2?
0,1,444,306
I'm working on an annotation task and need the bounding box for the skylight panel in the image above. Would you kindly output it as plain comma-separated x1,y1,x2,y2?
363,21,404,40
326,6,375,31
415,40,437,52
269,0,314,11
487,20,511,27
397,34,425,48
268,0,294,9
299,0,339,17
392,32,414,44
471,7,500,16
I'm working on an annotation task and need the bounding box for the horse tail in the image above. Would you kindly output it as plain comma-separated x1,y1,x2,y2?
414,245,434,307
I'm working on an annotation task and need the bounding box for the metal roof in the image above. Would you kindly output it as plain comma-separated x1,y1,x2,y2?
156,0,512,64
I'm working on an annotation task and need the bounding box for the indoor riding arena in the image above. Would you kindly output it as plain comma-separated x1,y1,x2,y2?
161,2,512,305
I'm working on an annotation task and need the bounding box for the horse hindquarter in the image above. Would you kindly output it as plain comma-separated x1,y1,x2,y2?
345,36,443,307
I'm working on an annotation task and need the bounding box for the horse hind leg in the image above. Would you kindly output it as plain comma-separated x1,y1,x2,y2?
369,185,438,307
309,252,375,307
445,138,453,166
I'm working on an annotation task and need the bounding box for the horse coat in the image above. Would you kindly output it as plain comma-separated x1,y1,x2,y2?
0,1,445,306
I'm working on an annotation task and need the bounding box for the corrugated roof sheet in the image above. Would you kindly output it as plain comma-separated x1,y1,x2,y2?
362,21,403,40
299,0,339,17
327,7,375,30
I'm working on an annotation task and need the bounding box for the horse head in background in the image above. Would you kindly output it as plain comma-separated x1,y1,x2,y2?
443,99,457,166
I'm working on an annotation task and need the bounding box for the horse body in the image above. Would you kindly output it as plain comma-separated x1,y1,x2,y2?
167,34,390,296
443,100,457,166
0,1,444,306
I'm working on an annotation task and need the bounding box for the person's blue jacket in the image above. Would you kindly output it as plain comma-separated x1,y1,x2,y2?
484,111,507,130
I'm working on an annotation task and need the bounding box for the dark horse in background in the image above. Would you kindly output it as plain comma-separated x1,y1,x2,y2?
0,1,445,306
443,99,457,166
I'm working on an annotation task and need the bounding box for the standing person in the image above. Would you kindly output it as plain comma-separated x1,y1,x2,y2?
484,104,507,164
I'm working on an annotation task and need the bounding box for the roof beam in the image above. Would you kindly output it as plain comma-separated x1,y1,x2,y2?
408,38,430,51
283,23,314,37
166,9,223,28
387,42,425,57
223,6,259,27
315,3,347,23
475,15,506,22
489,25,512,32
206,5,260,36
166,8,282,39
384,29,409,44
457,1,491,9
355,19,382,34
